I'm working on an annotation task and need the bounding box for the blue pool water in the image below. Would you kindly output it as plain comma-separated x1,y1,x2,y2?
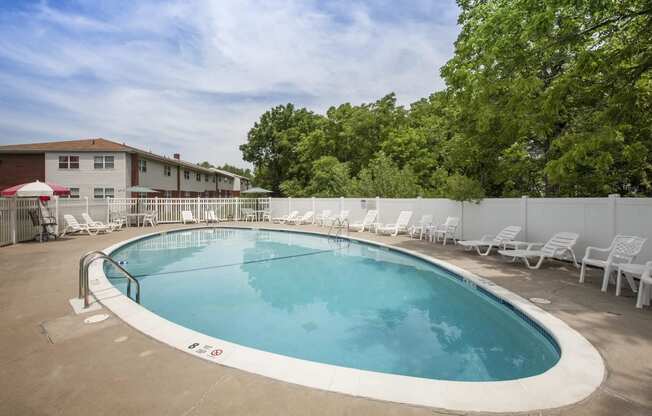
105,228,560,381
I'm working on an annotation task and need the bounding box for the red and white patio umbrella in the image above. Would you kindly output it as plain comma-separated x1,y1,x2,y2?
1,180,70,198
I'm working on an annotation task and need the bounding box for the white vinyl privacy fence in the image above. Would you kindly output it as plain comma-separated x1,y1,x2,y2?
1,195,651,263
270,196,652,262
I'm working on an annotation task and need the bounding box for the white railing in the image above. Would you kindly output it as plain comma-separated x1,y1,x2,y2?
0,197,271,246
0,198,42,245
107,197,271,223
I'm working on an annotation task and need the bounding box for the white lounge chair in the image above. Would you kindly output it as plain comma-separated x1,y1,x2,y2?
81,213,115,232
429,217,460,245
315,210,332,226
272,210,299,224
205,210,220,223
579,235,646,292
62,214,108,236
288,211,314,225
181,210,199,224
349,210,378,232
458,225,522,256
325,210,350,227
498,232,580,269
376,211,413,236
409,214,433,239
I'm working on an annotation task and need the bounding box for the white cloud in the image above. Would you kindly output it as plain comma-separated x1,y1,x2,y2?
0,0,459,166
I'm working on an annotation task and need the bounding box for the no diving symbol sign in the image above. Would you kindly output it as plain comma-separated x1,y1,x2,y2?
210,349,223,357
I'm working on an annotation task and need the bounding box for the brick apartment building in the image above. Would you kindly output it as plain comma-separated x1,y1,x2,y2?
0,138,250,199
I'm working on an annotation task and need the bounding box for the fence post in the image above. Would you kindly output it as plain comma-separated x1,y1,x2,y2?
376,196,380,223
155,196,159,221
54,196,59,235
459,201,464,240
312,197,316,224
520,196,528,242
608,194,620,240
235,197,239,221
10,198,17,245
197,196,201,221
268,196,272,221
85,196,89,214
105,197,110,223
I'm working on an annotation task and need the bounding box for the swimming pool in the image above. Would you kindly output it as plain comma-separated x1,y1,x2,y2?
92,226,604,411
104,227,559,381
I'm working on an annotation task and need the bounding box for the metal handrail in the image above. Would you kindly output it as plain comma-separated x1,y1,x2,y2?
79,250,140,308
327,218,349,237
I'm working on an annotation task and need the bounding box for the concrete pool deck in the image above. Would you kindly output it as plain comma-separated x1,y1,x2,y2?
1,223,651,415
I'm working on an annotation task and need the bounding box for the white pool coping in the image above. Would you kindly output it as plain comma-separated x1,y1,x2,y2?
88,225,605,413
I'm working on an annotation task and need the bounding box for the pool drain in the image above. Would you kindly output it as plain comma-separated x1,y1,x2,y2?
84,314,110,324
529,297,551,305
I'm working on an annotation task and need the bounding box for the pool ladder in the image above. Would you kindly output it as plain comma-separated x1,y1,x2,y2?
327,218,350,248
79,250,141,309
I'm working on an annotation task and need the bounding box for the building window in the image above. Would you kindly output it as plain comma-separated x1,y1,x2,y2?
212,175,216,183
93,187,115,199
59,155,79,169
184,170,190,180
94,155,114,169
138,159,147,173
63,187,80,199
196,172,201,181
205,174,209,182
164,166,171,176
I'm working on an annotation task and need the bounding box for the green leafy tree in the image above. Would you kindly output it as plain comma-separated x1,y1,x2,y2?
304,156,352,197
350,152,422,197
240,0,652,198
240,104,323,194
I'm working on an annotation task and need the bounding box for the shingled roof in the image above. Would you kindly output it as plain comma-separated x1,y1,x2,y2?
0,138,220,174
0,138,129,152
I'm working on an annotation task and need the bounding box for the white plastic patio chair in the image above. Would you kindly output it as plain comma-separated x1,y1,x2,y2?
143,211,157,227
241,208,256,222
181,210,199,224
81,213,114,232
429,217,460,245
315,210,332,226
272,210,298,224
376,211,413,236
498,232,580,269
458,225,522,256
579,235,647,292
349,210,378,232
409,214,433,239
261,210,271,222
288,211,314,225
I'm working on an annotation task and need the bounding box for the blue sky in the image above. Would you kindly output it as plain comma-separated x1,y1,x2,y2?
0,0,459,166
